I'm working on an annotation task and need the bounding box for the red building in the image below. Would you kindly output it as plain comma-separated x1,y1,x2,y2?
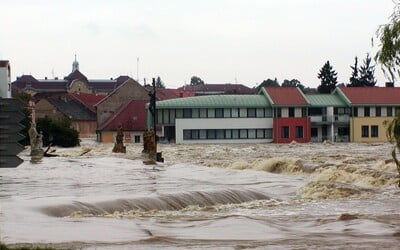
263,87,311,143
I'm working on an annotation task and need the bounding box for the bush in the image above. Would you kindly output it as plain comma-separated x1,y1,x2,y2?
36,117,80,147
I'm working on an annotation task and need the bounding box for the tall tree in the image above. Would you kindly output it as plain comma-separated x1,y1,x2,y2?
358,54,377,87
155,76,165,88
348,57,361,87
375,1,400,82
317,61,338,93
190,76,205,86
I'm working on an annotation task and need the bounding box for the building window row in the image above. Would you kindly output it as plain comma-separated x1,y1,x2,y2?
157,108,273,124
361,125,379,138
183,128,273,140
354,106,399,117
281,126,304,139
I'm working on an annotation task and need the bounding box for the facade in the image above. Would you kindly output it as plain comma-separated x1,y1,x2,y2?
335,87,400,143
262,87,311,143
35,96,97,137
153,95,274,144
0,60,11,98
305,94,350,142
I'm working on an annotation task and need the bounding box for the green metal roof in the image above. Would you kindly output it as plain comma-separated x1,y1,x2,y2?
305,94,347,107
156,95,270,109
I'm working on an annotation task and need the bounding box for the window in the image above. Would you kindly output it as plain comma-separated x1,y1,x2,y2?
256,108,264,118
192,130,199,139
247,108,256,118
302,108,307,117
169,109,176,124
282,126,289,139
199,130,207,139
192,109,199,118
265,108,272,117
163,109,170,123
353,108,358,117
183,109,191,118
215,108,224,118
183,130,191,140
361,125,369,137
256,129,264,138
134,136,140,143
289,107,295,117
208,109,215,118
199,108,207,118
276,108,282,118
225,129,232,139
232,108,239,118
376,107,381,117
387,107,393,117
248,129,256,139
371,125,379,137
240,108,247,117
207,130,216,139
232,129,239,139
240,129,248,139
216,129,225,139
296,126,304,138
265,129,273,139
311,128,318,137
157,110,163,124
176,109,183,118
364,107,370,117
224,108,231,118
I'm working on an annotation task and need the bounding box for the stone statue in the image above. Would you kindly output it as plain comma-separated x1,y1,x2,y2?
112,124,126,153
28,123,44,162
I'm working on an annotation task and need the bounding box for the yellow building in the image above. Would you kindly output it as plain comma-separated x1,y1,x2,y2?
335,87,400,143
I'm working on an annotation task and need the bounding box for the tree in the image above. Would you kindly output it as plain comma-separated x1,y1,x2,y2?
375,1,400,82
256,78,279,91
281,79,305,92
384,111,400,187
359,54,377,87
348,57,361,87
155,76,165,88
37,117,80,147
317,61,338,93
190,76,204,86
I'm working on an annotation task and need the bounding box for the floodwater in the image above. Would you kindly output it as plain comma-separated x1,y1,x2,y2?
1,140,400,249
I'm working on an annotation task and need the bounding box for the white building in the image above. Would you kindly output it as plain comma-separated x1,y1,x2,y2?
0,60,11,98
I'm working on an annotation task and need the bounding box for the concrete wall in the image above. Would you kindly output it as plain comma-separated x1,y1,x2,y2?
0,64,10,98
175,118,273,144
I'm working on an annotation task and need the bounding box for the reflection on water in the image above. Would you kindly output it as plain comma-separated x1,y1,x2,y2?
1,140,400,249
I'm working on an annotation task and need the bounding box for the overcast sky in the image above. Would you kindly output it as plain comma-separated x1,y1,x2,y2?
0,0,395,88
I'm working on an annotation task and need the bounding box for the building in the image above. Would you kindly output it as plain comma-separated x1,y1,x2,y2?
11,57,131,97
179,83,255,96
0,60,11,98
262,87,311,143
305,93,350,142
153,94,274,144
335,86,400,143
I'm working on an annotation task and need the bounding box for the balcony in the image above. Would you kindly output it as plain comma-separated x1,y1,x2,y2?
310,115,349,124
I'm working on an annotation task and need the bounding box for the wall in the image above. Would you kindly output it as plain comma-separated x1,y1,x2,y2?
273,117,311,143
72,120,97,137
35,99,65,120
68,80,91,94
0,64,10,98
96,79,149,126
350,117,392,142
99,130,144,143
175,118,273,144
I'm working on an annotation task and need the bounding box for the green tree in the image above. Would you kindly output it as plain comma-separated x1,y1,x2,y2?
317,61,338,93
190,76,204,86
256,78,279,91
155,76,165,88
384,111,400,187
37,117,80,147
359,54,377,87
281,79,305,92
348,57,361,87
375,1,400,82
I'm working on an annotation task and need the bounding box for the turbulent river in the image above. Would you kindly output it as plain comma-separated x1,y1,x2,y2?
1,140,400,249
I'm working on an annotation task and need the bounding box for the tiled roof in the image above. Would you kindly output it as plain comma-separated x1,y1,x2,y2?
264,87,308,106
64,70,88,82
70,92,105,111
337,86,400,105
156,94,270,109
144,87,195,100
98,100,148,131
47,98,96,121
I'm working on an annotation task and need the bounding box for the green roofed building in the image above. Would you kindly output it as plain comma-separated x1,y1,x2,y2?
305,93,350,142
151,95,274,144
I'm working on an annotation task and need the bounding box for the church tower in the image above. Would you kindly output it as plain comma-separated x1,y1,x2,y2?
72,54,79,72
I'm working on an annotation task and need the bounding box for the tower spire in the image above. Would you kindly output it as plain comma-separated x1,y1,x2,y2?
72,53,79,72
